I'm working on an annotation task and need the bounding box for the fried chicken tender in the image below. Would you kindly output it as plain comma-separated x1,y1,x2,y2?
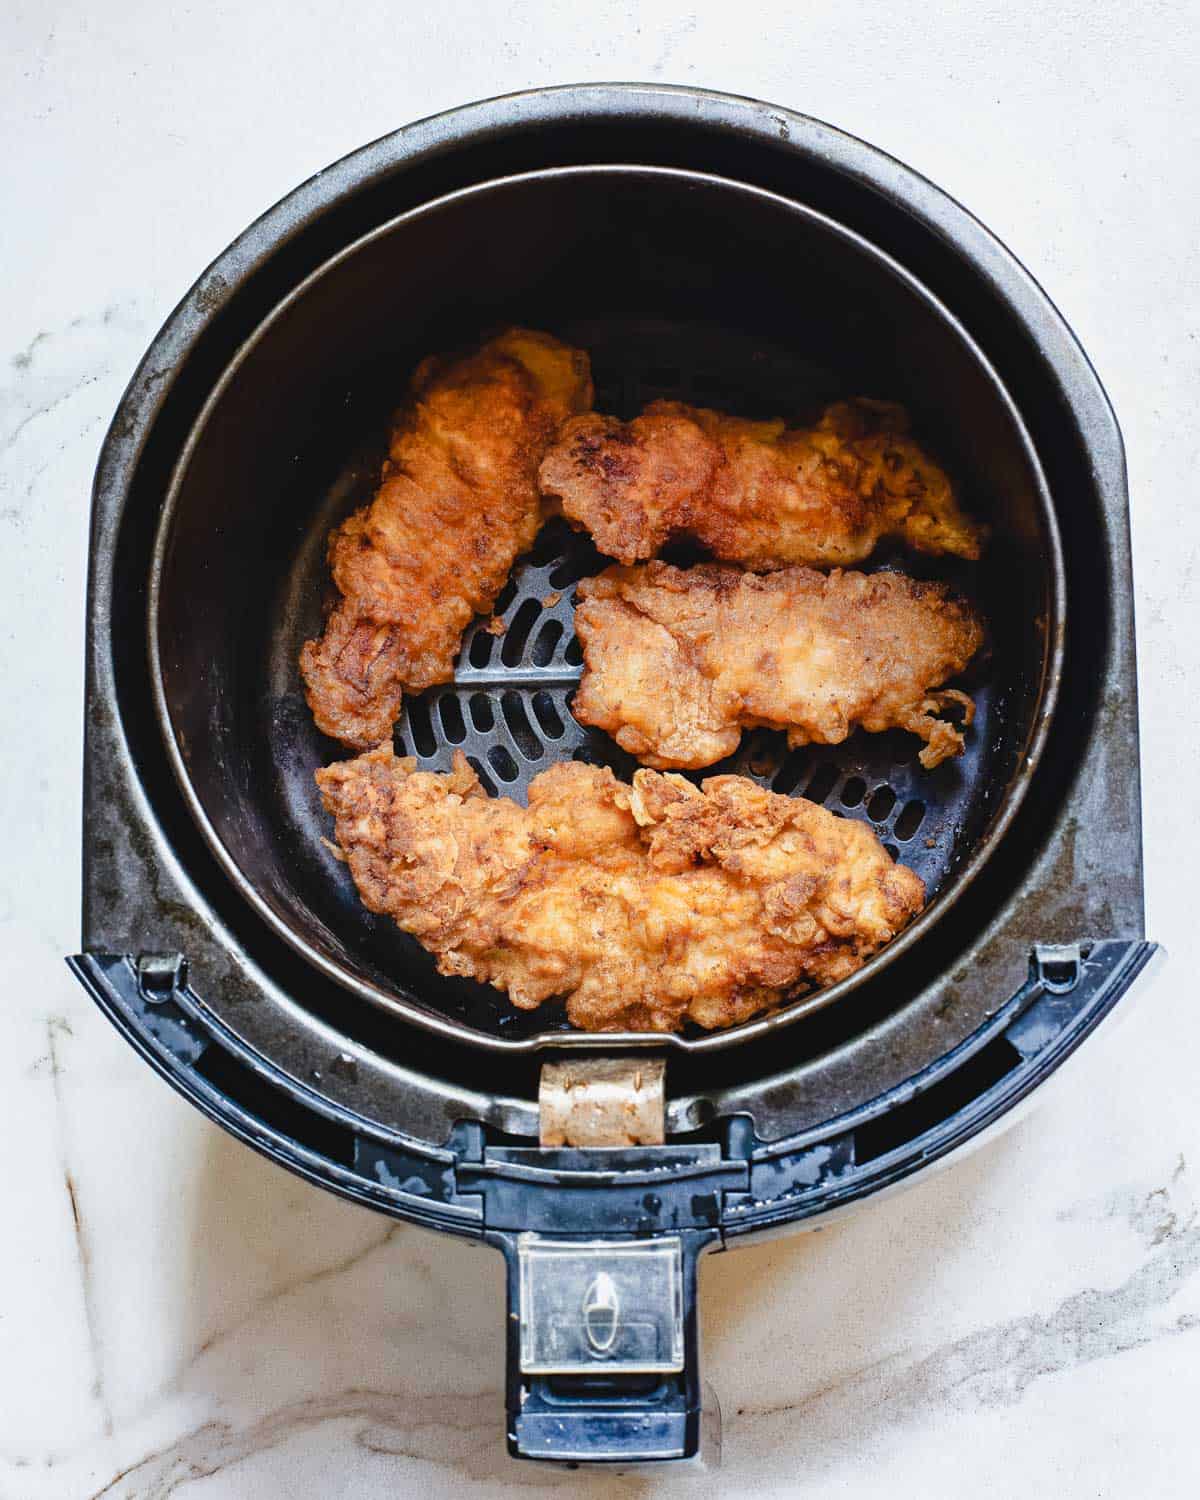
316,746,925,1033
573,562,985,771
539,397,984,569
300,330,592,748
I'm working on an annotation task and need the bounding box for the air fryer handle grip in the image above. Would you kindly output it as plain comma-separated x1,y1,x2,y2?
501,1229,712,1464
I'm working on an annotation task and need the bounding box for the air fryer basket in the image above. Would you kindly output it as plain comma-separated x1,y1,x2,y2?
72,88,1154,1466
149,165,1061,1053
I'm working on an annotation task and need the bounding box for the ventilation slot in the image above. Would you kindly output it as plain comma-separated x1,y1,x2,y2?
469,631,494,668
894,799,926,842
491,577,518,618
841,776,866,808
502,693,543,761
564,635,583,667
438,695,466,745
408,698,437,758
532,619,563,666
532,692,565,740
529,527,567,566
744,735,780,780
488,745,520,783
466,755,496,795
469,694,494,732
866,786,897,823
803,763,840,804
501,599,542,665
550,552,599,590
772,757,806,795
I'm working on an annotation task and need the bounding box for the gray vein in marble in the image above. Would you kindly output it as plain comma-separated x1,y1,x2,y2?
1057,1151,1187,1246
8,303,130,368
0,1221,410,1474
71,1167,1200,1495
11,330,50,370
47,1016,114,1439
736,1162,1200,1429
188,1222,404,1367
89,1389,502,1500
0,374,103,456
1,302,143,463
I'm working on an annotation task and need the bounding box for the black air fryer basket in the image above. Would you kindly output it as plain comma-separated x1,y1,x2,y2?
70,87,1157,1465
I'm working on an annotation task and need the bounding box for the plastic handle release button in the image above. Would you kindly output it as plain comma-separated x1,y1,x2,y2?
583,1271,620,1353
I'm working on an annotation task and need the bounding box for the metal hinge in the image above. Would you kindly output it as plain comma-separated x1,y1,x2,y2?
539,1058,666,1146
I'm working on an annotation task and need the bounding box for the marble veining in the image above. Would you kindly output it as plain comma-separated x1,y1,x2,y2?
736,1160,1200,1428
47,1017,115,1440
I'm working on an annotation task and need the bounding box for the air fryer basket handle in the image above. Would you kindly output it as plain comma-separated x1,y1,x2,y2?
498,1228,714,1464
70,942,1160,1468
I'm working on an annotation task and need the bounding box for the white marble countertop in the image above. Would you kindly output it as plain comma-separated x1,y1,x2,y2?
2,3,1197,1495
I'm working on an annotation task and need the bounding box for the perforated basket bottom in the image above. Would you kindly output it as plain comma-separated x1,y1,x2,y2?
263,321,1008,1043
396,512,992,875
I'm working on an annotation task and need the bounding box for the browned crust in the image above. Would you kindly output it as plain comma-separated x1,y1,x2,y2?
316,746,926,1034
300,330,592,748
572,561,985,770
539,397,986,570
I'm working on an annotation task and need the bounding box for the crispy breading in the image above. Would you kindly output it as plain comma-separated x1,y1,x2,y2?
316,746,925,1033
573,562,984,770
539,397,984,569
300,330,592,748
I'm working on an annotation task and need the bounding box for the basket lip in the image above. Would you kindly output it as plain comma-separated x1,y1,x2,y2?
144,157,1064,1056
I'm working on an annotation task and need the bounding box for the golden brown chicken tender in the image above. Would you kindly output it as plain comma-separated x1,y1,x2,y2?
300,329,592,749
573,562,984,770
316,746,925,1033
539,397,984,570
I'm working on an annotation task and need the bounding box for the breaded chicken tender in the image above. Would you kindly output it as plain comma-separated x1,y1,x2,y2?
573,562,984,770
316,746,925,1033
301,329,592,748
539,397,984,569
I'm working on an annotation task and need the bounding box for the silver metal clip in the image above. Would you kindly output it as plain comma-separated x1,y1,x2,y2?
539,1058,666,1146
